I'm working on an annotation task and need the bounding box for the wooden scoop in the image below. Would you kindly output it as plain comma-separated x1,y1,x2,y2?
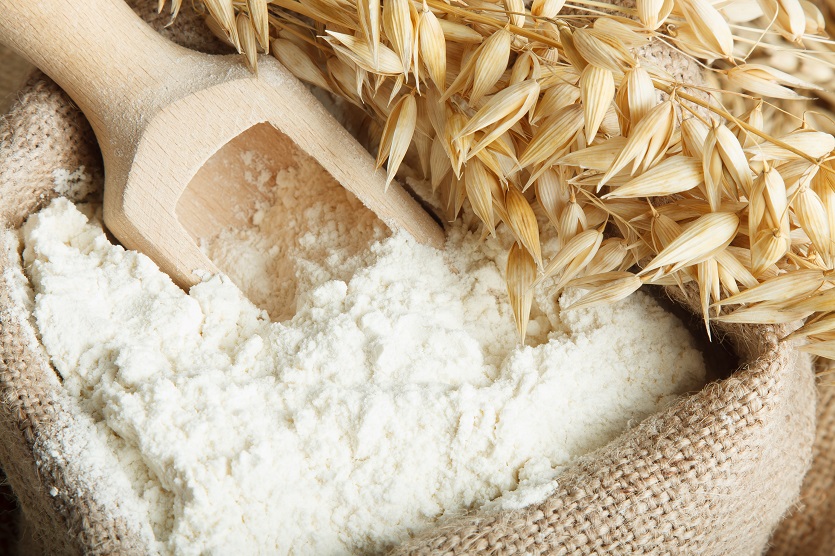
0,0,445,288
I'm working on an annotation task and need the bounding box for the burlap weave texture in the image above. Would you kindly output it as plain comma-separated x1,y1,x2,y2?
0,2,821,554
767,379,835,555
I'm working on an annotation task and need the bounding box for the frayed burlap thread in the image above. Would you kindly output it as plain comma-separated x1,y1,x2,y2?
0,1,819,554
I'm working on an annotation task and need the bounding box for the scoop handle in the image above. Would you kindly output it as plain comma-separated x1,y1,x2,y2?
0,0,192,136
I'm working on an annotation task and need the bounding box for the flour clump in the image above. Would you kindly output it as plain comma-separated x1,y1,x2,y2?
24,179,706,554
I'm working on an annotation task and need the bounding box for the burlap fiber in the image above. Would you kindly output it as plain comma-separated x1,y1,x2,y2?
766,379,835,555
0,1,822,554
0,45,31,115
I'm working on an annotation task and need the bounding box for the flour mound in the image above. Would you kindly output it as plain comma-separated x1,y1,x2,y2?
24,197,706,555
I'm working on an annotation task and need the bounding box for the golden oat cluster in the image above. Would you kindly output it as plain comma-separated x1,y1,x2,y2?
163,0,835,358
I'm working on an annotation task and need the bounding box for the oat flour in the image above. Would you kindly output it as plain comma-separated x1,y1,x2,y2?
21,157,706,554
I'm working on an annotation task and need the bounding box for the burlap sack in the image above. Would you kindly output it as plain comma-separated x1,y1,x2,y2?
0,2,821,554
767,381,835,555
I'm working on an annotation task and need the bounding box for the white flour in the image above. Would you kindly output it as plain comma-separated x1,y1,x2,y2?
22,157,706,554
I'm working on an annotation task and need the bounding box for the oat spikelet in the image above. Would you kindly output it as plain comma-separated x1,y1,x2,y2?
726,64,821,100
505,0,526,29
418,4,446,91
271,39,332,92
572,29,634,73
357,0,381,63
445,173,467,221
437,18,484,43
539,228,603,283
204,13,236,47
568,271,635,289
580,65,614,143
715,303,813,324
730,101,764,150
717,261,739,296
715,248,759,290
326,32,403,75
567,273,643,311
637,0,673,29
702,124,752,210
204,0,240,51
702,127,725,211
750,231,791,276
814,175,835,257
518,104,584,170
414,131,432,178
748,131,835,162
465,158,499,236
246,0,270,50
446,112,470,176
430,135,452,191
677,0,734,60
441,45,479,103
377,94,417,190
474,144,505,181
791,313,835,339
555,231,606,289
159,0,183,17
604,156,703,198
530,0,565,19
799,340,835,359
592,17,647,48
470,29,513,104
535,169,569,228
507,242,537,343
557,137,627,172
505,186,543,268
715,269,825,306
681,117,709,158
510,51,540,86
757,0,807,42
802,0,826,35
558,196,588,246
697,258,720,338
616,66,655,136
794,185,833,265
789,288,835,313
236,13,260,72
383,0,414,75
650,209,683,252
584,238,630,275
749,165,791,274
599,100,675,186
533,83,579,124
642,212,739,273
716,123,752,198
459,79,541,160
558,26,587,70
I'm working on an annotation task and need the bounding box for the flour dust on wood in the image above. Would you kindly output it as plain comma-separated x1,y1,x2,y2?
21,148,706,554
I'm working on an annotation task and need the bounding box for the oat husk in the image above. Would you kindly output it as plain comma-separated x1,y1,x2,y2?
0,1,825,555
